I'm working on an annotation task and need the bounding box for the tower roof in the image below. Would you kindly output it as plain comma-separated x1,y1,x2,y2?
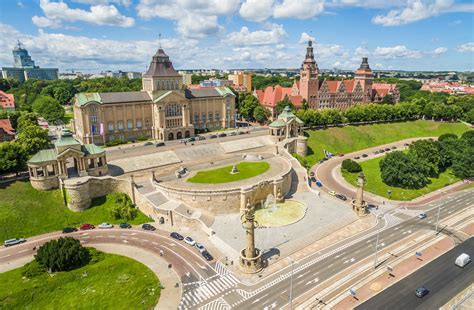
358,57,371,70
304,40,316,64
143,48,180,78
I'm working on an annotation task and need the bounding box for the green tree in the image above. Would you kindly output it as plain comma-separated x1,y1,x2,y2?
408,140,441,177
438,133,458,142
341,159,362,173
110,193,138,221
301,99,309,110
35,237,90,272
379,151,431,189
32,96,65,123
452,141,474,179
16,112,38,131
465,108,474,124
16,124,49,155
253,105,270,123
239,95,260,120
275,96,294,114
0,142,27,175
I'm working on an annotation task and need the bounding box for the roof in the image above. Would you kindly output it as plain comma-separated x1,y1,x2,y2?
0,119,15,135
269,119,286,127
28,149,57,164
75,93,102,106
83,144,105,155
0,91,15,109
75,91,151,106
143,48,181,78
185,87,235,99
258,85,303,108
372,83,397,90
54,129,81,147
326,81,339,93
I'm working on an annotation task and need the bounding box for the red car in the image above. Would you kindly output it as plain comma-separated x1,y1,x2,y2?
80,223,95,230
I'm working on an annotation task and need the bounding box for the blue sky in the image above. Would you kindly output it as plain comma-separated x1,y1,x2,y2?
0,0,472,72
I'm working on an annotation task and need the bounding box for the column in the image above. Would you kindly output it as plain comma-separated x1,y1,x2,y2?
53,163,58,175
94,157,98,168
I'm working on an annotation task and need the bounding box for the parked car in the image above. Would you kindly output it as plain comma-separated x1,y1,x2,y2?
339,154,345,157
310,177,317,183
170,232,184,240
379,149,385,153
98,222,113,229
62,227,77,234
143,141,154,146
374,151,379,154
335,194,347,201
155,142,165,147
142,224,156,231
455,253,471,268
184,236,196,246
80,223,95,230
229,131,237,136
368,204,378,209
309,172,315,177
328,191,336,196
362,154,368,158
318,160,324,164
316,181,323,187
415,287,429,298
202,250,213,261
238,131,245,135
404,143,410,147
4,238,26,247
385,148,391,152
119,223,131,229
196,135,206,140
209,134,218,139
218,133,227,138
195,243,206,253
418,213,427,219
354,156,360,160
179,139,187,144
391,146,397,149
188,137,196,142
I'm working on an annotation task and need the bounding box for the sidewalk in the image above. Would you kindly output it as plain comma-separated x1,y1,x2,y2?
332,237,455,309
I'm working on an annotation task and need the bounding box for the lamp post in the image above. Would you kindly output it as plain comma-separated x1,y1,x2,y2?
374,214,382,269
289,260,294,310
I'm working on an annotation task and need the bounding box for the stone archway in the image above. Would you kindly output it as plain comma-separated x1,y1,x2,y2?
168,132,174,141
184,130,190,138
177,132,182,139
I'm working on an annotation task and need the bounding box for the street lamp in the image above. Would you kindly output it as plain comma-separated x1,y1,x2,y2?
289,260,294,310
374,214,382,269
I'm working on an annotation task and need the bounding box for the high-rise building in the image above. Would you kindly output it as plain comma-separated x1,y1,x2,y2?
298,40,319,109
228,71,252,92
2,41,58,82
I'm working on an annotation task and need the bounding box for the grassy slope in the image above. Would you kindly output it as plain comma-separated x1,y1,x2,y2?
187,161,270,184
305,120,470,167
342,156,460,201
0,181,150,242
0,251,160,309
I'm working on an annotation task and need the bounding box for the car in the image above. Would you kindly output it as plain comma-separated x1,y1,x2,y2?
196,135,206,140
209,134,218,139
379,149,385,153
142,224,156,231
455,253,471,268
170,232,184,240
184,236,196,246
374,151,379,154
322,157,328,161
415,287,429,298
316,181,322,187
188,137,196,142
62,227,77,234
310,172,315,177
202,250,213,261
218,133,227,138
238,131,245,135
335,194,347,201
4,238,26,247
404,143,410,147
391,146,397,149
143,141,154,146
155,142,165,147
339,154,345,157
368,204,378,209
418,213,427,219
318,160,324,164
229,131,237,136
98,222,113,229
179,139,187,144
354,156,360,160
80,223,95,230
195,243,206,253
311,177,317,183
328,191,336,196
119,223,131,229
385,148,391,152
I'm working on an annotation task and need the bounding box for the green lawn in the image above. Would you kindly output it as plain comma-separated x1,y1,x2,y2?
62,111,74,124
0,250,160,309
0,181,151,242
342,156,460,201
305,120,470,167
187,161,270,184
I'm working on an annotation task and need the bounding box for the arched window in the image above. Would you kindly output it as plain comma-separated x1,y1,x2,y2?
165,103,182,117
117,120,124,130
107,121,114,132
127,119,133,129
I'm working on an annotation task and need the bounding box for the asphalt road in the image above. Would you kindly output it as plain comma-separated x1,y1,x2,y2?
356,237,474,310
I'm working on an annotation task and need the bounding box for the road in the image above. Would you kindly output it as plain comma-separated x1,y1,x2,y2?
356,237,474,310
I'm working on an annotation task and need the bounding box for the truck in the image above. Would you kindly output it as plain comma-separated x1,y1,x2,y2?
455,253,471,268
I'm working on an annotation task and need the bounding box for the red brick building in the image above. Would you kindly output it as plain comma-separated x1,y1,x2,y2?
0,119,15,142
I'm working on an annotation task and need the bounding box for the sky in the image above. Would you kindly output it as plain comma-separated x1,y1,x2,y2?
0,0,473,73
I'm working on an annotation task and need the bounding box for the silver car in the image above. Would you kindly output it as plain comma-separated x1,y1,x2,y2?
4,238,26,247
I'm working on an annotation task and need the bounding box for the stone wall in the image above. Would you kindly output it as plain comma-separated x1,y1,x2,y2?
30,176,59,191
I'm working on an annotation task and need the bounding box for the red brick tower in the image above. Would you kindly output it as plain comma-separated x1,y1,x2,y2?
299,40,319,109
354,57,374,102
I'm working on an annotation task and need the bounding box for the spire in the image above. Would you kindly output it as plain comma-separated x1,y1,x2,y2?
358,57,371,70
158,33,162,49
305,40,315,63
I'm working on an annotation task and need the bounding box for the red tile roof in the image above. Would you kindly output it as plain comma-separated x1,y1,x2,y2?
372,83,396,90
326,81,340,93
0,91,15,110
343,80,355,93
258,85,303,108
0,119,15,135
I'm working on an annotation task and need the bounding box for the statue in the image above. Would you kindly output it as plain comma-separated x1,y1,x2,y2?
351,173,368,217
231,164,239,174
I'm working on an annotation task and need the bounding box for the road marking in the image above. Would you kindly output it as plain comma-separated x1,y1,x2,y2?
297,270,311,278
306,277,319,285
252,293,269,304
18,249,29,253
0,254,11,259
122,240,128,243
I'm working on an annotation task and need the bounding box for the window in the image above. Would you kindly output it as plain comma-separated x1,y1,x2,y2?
117,120,124,130
107,121,114,132
201,112,206,123
136,119,142,128
165,103,182,117
145,119,150,128
215,112,220,121
194,113,199,125
91,115,97,124
208,112,213,122
127,119,133,129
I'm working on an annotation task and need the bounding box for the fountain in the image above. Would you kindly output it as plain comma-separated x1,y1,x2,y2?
263,193,278,213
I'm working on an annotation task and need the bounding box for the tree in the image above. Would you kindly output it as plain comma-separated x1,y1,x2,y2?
438,133,458,142
301,99,309,110
275,96,294,114
408,140,441,177
239,95,260,120
379,151,431,189
452,141,474,179
16,112,38,131
341,159,362,173
253,105,270,123
110,193,137,221
0,142,27,175
32,96,65,123
16,124,49,155
35,237,90,272
465,108,474,124
382,95,394,104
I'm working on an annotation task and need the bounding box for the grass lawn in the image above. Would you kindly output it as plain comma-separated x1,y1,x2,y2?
0,250,160,309
342,156,460,201
187,161,270,184
305,120,470,167
62,111,74,124
0,181,151,242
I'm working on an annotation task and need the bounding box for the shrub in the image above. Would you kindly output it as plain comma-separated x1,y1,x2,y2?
292,153,308,168
379,151,431,189
110,192,138,221
35,237,90,272
22,260,46,278
105,139,127,147
341,159,362,173
438,133,458,142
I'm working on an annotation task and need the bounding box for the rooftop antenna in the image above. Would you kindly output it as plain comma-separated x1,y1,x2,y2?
159,33,162,49
17,40,22,49
362,41,368,58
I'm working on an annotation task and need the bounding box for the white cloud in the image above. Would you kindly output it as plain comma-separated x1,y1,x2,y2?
32,0,134,28
372,0,459,26
177,14,224,39
373,45,422,58
273,0,325,19
225,24,287,46
72,0,131,6
432,47,448,55
239,0,274,22
457,42,474,53
298,32,315,44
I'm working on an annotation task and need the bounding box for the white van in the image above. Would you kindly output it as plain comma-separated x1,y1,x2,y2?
455,253,471,268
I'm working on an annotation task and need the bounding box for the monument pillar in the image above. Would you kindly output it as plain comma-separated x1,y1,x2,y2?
351,173,368,217
239,193,263,273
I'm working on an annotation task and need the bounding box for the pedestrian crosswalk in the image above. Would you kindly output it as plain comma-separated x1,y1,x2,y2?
383,213,404,227
179,274,239,309
214,261,230,276
198,297,231,310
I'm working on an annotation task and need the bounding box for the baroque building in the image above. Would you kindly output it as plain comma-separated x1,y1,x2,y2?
73,47,235,144
255,40,400,118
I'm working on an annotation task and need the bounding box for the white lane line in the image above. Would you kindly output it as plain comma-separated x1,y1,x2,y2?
0,254,11,259
18,249,29,253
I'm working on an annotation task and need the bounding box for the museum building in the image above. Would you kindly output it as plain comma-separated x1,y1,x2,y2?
72,47,236,144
